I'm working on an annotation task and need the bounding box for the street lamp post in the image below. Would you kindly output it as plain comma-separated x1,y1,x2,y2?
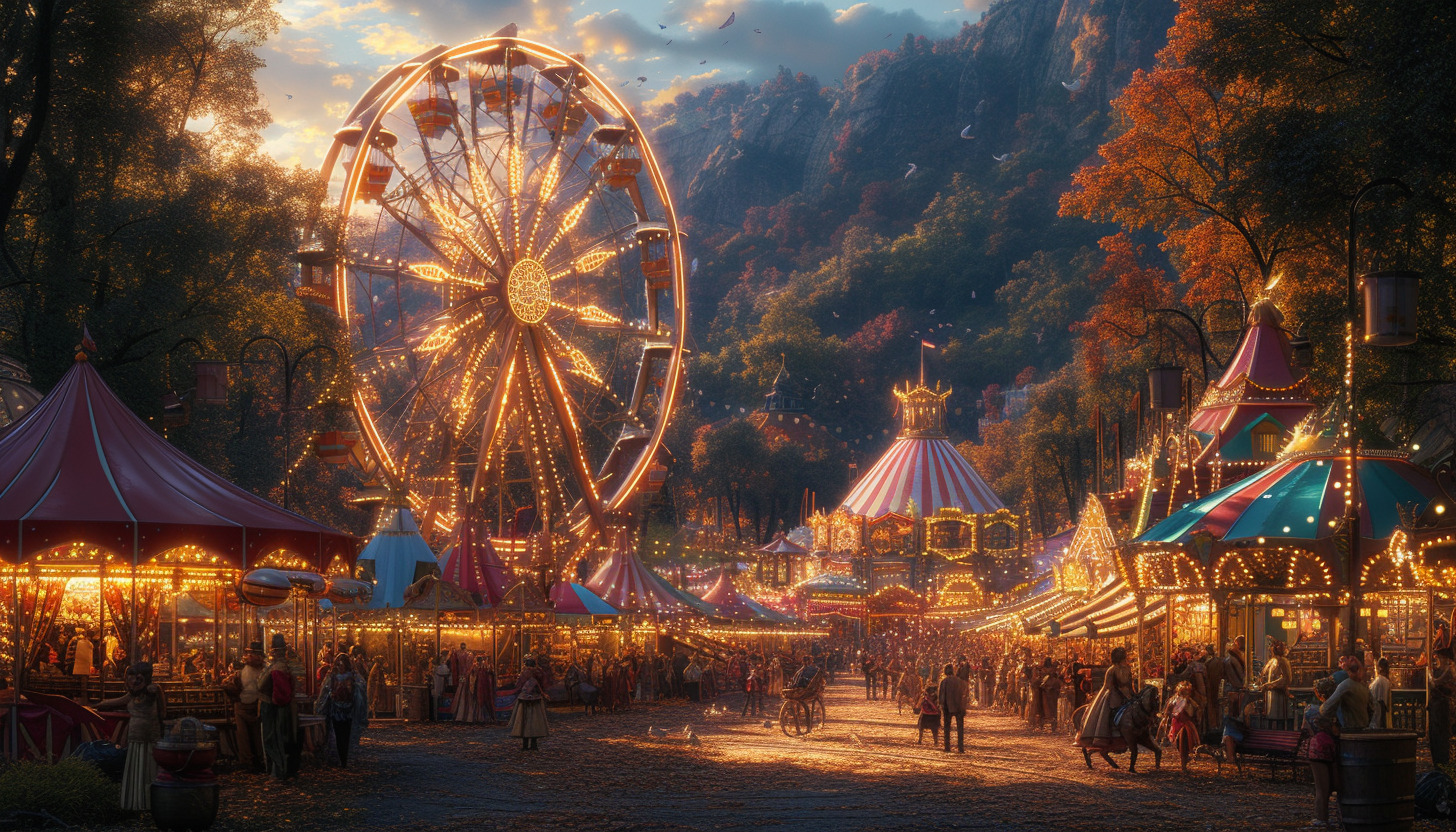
1343,177,1413,657
238,337,340,510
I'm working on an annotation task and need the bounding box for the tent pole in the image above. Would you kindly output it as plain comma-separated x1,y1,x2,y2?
98,556,107,696
130,525,139,664
10,562,19,761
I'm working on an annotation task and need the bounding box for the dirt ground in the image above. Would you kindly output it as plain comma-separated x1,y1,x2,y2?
110,679,1443,831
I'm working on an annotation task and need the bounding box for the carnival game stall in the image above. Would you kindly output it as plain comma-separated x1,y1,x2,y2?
0,354,355,760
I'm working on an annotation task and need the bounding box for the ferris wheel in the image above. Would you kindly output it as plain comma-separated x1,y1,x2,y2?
299,33,686,564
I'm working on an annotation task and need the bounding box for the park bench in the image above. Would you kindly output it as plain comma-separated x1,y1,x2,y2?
1224,727,1307,780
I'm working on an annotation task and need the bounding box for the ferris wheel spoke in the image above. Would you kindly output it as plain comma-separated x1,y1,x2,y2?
468,322,522,501
524,326,607,539
376,198,472,271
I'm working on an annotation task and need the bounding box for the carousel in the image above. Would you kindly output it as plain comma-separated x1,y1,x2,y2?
0,350,357,760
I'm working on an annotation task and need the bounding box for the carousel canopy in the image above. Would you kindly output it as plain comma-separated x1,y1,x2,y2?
438,519,512,607
757,533,808,555
401,574,478,611
0,356,354,567
1139,453,1438,545
358,507,438,609
701,568,796,623
549,581,618,616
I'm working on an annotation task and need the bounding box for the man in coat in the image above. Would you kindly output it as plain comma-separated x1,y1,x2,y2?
938,662,970,753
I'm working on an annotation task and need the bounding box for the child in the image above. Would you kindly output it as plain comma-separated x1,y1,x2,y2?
1306,677,1341,827
916,682,941,745
1162,680,1201,771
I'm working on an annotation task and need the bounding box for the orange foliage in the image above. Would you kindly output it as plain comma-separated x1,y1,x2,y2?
1075,234,1174,381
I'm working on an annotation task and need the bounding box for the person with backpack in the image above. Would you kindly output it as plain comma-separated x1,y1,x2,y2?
315,653,368,767
258,634,300,780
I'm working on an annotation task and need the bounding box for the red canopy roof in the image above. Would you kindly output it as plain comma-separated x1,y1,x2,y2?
0,358,354,568
699,568,760,619
438,518,511,607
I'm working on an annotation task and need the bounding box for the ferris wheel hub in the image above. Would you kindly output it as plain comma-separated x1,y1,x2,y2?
506,257,550,324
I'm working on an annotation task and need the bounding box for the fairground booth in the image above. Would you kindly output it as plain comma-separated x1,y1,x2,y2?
0,354,357,759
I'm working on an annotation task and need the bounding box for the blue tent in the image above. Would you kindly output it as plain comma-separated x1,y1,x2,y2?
356,507,439,609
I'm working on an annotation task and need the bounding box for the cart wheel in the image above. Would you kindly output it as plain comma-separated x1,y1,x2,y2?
779,701,803,736
809,697,826,729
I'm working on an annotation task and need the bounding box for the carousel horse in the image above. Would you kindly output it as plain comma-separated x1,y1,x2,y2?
1078,685,1163,773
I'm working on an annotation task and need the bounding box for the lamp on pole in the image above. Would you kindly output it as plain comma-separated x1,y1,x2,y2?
238,337,340,510
1343,177,1414,657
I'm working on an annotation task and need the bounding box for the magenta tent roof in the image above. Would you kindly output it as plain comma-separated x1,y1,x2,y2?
841,436,1003,519
549,581,618,615
0,358,354,568
438,518,512,607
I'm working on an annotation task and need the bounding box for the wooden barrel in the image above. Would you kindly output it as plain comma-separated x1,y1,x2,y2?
1339,730,1417,832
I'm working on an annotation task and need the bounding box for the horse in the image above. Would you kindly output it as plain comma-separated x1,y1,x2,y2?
1078,685,1163,772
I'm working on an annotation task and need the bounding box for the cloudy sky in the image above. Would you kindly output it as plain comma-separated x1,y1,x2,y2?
257,0,990,167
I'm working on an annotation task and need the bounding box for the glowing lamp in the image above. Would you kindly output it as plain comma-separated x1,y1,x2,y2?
1359,607,1372,617
1270,608,1285,617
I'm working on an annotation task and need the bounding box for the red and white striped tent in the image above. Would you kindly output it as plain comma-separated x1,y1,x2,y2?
840,434,1003,520
585,549,697,615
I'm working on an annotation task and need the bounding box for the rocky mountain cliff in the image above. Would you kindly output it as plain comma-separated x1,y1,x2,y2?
653,0,1177,233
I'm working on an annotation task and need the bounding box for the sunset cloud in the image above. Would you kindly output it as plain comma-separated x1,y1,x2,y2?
358,22,434,58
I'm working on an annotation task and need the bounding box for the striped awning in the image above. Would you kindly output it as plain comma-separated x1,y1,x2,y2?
1139,452,1438,545
841,436,1003,519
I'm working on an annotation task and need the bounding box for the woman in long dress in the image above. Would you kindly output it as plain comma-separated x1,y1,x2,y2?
314,654,368,767
1077,647,1134,748
508,657,548,750
95,662,166,811
1260,640,1293,722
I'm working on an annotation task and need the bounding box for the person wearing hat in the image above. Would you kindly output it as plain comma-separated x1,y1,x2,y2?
258,634,301,780
1429,645,1456,766
224,641,267,771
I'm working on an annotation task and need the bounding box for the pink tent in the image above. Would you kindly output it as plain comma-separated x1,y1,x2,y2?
438,518,512,607
0,355,353,569
701,568,798,623
585,549,694,615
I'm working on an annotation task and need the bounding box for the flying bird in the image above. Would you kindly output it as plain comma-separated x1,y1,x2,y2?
637,76,647,86
286,94,293,100
1035,327,1045,344
904,163,918,178
1062,78,1084,92
700,60,708,65
620,80,631,87
832,311,839,318
720,11,735,28
930,309,936,315
884,32,894,39
974,99,986,116
754,28,762,33
993,153,1011,163
960,125,975,139
690,257,699,277
666,39,672,45
659,22,667,29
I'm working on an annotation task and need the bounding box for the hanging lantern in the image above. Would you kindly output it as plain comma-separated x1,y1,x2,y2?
1289,330,1314,370
635,222,672,290
1360,269,1420,346
1147,365,1184,411
192,361,229,404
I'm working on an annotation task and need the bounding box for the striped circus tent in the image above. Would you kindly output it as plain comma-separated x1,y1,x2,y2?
841,433,1003,519
438,519,512,607
701,568,796,623
586,549,707,615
